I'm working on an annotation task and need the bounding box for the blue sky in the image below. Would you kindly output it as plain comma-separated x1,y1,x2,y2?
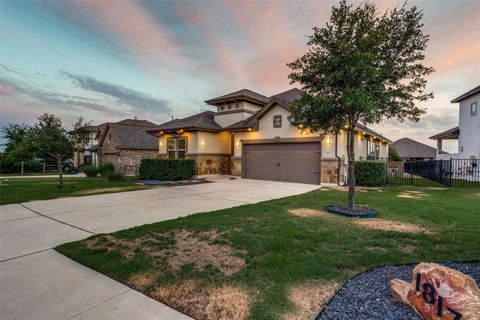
1,0,479,152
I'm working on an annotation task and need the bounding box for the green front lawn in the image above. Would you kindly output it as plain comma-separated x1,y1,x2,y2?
57,186,480,320
0,177,150,205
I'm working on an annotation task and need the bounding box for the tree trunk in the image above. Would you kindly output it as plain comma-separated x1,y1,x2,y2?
21,161,24,175
57,159,64,189
347,129,356,210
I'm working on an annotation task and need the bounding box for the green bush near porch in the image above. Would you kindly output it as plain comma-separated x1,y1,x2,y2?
355,161,388,186
139,159,195,181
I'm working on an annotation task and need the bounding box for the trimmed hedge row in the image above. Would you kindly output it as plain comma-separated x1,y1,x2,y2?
354,161,387,186
139,159,195,181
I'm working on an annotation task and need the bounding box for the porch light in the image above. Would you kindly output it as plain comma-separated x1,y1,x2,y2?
248,127,252,131
159,141,163,146
178,129,184,133
200,139,205,147
159,131,164,135
236,139,240,147
344,124,349,129
298,124,304,129
326,136,332,145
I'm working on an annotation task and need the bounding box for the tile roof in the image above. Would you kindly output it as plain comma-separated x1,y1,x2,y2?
148,111,222,133
392,138,436,158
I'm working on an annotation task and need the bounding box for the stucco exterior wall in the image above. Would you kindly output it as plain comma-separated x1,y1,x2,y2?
158,132,198,155
214,112,250,128
196,131,231,154
458,93,479,158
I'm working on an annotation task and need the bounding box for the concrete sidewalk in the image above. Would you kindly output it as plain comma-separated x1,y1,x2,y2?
0,178,318,320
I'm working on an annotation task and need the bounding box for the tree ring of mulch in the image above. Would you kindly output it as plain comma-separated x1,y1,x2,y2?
316,261,480,320
326,205,378,218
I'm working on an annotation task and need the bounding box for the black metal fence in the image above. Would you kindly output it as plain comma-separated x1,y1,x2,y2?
387,159,480,188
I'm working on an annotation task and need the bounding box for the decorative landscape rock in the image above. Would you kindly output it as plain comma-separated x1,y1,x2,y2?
390,262,480,320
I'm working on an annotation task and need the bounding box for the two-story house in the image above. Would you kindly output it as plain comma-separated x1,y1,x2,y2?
148,88,391,185
430,85,480,160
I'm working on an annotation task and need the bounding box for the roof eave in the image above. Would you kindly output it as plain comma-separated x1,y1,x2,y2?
450,85,480,103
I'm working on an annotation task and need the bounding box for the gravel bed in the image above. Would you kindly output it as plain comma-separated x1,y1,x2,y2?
317,262,480,320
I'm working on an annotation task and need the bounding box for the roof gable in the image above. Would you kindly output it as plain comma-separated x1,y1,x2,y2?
451,85,480,103
99,122,159,150
392,138,436,158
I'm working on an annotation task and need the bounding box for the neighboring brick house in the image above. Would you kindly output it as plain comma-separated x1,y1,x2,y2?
147,88,391,185
97,119,159,175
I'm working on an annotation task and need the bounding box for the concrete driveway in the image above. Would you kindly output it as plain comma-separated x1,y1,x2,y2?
0,178,318,320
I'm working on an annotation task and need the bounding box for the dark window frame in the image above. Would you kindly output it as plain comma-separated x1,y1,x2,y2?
273,115,282,128
471,101,477,116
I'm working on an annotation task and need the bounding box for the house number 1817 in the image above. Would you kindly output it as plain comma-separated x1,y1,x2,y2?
415,273,463,320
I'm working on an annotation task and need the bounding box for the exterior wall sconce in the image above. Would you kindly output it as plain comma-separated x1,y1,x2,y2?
326,136,332,145
236,139,240,147
248,127,252,131
344,124,349,129
200,139,205,147
298,124,304,129
159,140,163,147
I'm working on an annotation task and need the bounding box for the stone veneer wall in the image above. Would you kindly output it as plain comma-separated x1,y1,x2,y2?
186,155,230,175
118,149,159,175
320,158,346,185
230,158,242,176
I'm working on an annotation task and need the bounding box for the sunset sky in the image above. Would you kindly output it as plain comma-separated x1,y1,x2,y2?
1,0,479,152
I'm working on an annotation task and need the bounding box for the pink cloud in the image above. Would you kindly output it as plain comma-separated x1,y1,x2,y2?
0,83,16,96
72,0,187,69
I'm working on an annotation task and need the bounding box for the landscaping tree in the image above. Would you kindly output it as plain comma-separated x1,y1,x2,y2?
388,147,402,162
31,113,90,188
1,124,36,174
288,0,434,210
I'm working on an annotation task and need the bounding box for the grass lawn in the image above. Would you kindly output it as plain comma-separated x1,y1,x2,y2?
0,177,151,205
57,186,480,320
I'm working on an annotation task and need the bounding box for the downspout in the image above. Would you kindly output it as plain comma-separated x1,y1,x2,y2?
334,133,342,186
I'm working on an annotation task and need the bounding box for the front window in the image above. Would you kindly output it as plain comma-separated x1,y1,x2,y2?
366,139,379,160
471,102,477,116
273,115,282,128
167,137,187,159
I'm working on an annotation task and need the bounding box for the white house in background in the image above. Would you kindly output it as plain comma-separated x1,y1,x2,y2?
430,85,480,160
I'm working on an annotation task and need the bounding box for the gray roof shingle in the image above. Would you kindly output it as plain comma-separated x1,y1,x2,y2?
148,111,222,133
205,89,268,106
102,120,158,150
392,138,436,158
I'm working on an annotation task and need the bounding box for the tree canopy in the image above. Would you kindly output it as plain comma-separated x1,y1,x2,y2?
288,0,434,209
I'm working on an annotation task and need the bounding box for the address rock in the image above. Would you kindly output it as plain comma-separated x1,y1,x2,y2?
390,263,480,320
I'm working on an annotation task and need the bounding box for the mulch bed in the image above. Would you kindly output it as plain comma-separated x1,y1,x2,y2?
326,205,378,218
316,262,480,320
137,178,210,186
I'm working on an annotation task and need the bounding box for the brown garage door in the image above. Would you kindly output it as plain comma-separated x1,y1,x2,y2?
242,142,321,184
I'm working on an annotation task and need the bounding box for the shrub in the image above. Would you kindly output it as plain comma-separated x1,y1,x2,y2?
106,170,124,182
0,156,43,174
99,162,115,177
139,159,195,180
82,165,99,178
354,161,387,186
